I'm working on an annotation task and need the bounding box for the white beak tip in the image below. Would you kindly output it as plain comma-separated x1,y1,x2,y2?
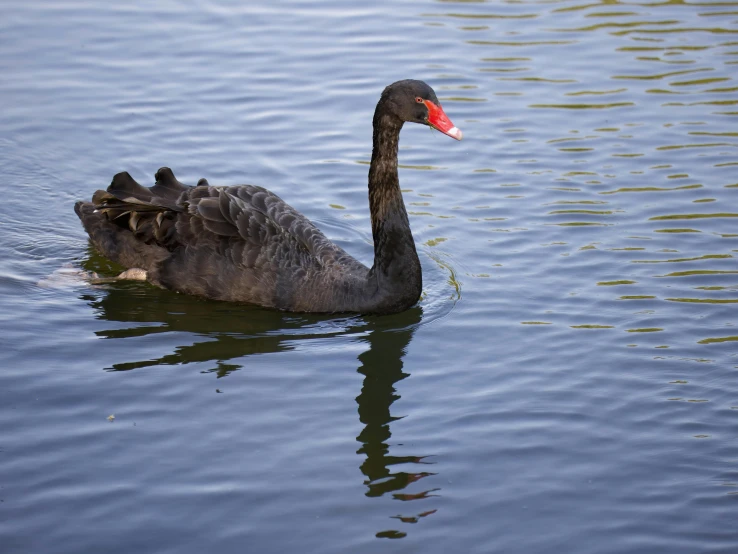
447,126,463,141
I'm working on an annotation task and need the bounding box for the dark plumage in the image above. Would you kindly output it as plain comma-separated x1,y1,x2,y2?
75,79,462,314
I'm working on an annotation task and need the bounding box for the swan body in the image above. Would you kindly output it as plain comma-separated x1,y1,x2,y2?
75,80,462,314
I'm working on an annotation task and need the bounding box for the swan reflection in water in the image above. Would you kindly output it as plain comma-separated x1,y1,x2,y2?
80,249,439,537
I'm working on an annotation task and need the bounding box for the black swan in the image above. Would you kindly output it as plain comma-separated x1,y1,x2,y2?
75,79,462,314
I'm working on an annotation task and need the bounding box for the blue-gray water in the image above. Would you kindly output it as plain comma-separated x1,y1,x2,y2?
1,1,737,552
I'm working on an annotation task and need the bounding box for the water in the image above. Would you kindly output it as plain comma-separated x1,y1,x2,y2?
1,1,737,552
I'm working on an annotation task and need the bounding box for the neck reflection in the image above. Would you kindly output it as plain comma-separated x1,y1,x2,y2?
355,308,439,535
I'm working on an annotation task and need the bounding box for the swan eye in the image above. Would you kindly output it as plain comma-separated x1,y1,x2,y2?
415,96,424,104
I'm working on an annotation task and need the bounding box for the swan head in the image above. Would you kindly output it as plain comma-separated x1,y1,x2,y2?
382,79,463,141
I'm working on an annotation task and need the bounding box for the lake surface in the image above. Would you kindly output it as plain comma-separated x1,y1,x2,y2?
1,0,737,552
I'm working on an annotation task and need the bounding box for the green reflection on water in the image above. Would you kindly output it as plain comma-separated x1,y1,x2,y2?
698,336,738,344
500,77,577,83
424,237,448,247
552,222,611,226
600,184,702,194
617,45,711,52
638,57,695,65
650,213,738,220
480,57,530,62
423,12,538,20
549,209,614,215
662,270,738,277
398,164,447,170
690,131,738,136
467,40,578,46
586,11,640,17
530,102,634,109
479,67,529,73
666,298,738,304
548,137,598,144
554,20,679,33
699,11,738,17
654,228,702,233
614,68,710,80
696,286,734,290
559,172,600,177
566,88,628,96
671,77,731,86
676,100,738,106
633,254,733,263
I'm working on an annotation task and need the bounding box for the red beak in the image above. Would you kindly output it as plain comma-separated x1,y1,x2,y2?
423,100,463,140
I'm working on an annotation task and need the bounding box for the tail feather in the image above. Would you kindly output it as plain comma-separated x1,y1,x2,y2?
104,168,185,212
77,167,192,259
74,200,167,271
150,167,188,201
104,171,153,202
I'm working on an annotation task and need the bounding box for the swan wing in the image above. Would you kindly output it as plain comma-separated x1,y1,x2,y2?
95,168,339,270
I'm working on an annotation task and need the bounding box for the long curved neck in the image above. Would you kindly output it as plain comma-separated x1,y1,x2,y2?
367,105,422,301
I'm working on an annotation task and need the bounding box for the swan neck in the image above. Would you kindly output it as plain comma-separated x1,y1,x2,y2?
367,109,421,301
